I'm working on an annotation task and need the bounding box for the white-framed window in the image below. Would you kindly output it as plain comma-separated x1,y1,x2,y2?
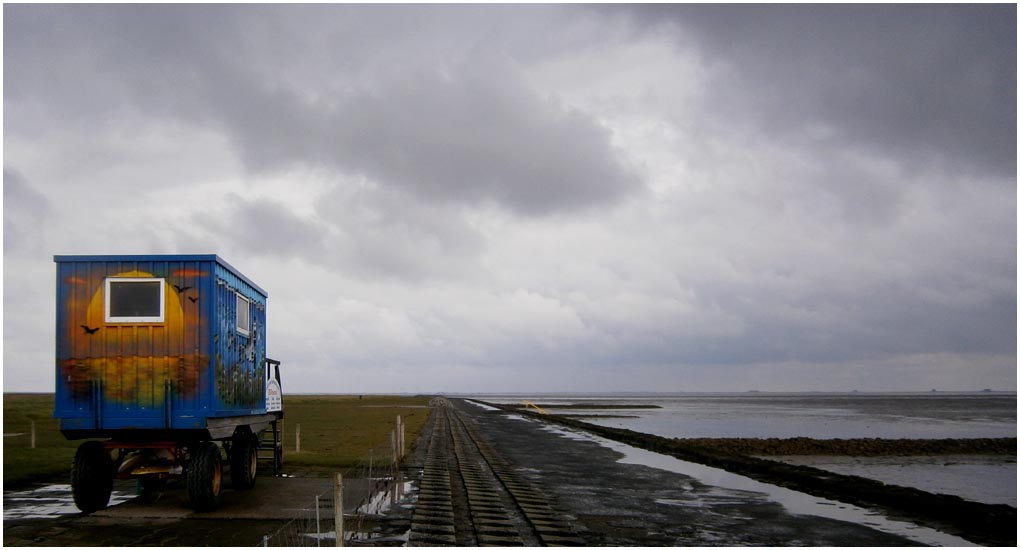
236,292,251,336
105,278,165,323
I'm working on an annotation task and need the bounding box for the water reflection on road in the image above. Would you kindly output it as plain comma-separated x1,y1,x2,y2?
4,484,135,520
533,420,977,547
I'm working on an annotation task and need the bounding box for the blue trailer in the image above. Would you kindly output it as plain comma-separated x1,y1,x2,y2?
53,254,284,512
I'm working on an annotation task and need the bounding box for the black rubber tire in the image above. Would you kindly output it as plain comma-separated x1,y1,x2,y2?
186,442,222,512
230,434,258,490
71,441,113,513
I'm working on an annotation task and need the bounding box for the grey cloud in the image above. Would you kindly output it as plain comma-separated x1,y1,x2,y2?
207,53,642,216
5,4,642,216
185,185,485,283
3,167,51,252
617,4,1016,178
4,4,1015,392
313,184,486,281
191,195,326,259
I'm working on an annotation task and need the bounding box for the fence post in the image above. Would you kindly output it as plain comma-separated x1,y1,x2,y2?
390,430,396,464
296,423,301,453
30,421,36,449
393,418,401,461
399,417,405,458
334,473,344,547
262,535,269,547
396,415,403,459
394,469,403,505
390,431,397,505
315,495,322,547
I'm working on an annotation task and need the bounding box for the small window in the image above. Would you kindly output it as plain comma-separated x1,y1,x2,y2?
236,293,251,336
106,278,165,323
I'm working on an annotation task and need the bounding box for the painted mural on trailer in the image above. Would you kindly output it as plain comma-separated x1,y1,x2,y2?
56,258,266,418
213,276,266,408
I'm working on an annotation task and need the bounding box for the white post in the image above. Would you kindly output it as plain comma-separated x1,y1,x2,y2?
30,421,36,449
393,418,401,461
390,431,397,505
296,423,301,453
395,469,403,504
315,495,322,547
334,473,344,547
390,430,396,464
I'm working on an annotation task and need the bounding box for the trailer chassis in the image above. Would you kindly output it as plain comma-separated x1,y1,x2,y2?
69,412,282,513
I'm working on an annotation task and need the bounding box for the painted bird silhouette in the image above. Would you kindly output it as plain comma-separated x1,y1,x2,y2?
173,284,192,293
188,296,199,303
80,325,100,335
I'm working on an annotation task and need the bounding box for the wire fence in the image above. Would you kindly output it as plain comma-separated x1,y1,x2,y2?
260,417,415,547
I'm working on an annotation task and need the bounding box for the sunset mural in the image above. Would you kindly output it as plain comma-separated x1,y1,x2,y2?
54,255,267,430
59,268,205,407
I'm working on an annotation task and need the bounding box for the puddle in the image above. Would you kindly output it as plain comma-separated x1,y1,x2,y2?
355,478,414,516
291,478,415,545
533,422,976,547
302,529,339,543
4,484,135,520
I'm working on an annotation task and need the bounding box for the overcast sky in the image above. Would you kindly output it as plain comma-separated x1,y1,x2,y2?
4,4,1016,393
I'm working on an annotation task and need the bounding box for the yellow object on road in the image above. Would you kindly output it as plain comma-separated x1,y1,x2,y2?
523,400,549,415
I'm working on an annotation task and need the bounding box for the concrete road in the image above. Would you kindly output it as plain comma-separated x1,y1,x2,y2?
3,475,392,546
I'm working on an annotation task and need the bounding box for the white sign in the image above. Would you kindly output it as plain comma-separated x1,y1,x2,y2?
266,379,283,412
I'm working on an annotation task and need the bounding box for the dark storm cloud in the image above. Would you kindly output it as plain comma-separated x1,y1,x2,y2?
618,4,1016,178
215,53,642,216
4,4,641,216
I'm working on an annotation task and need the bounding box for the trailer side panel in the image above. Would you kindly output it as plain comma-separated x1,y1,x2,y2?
53,254,270,436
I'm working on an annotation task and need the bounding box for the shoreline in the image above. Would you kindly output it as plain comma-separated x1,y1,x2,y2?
486,401,1017,546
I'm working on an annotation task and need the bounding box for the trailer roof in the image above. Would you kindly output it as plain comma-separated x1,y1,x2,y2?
52,254,268,297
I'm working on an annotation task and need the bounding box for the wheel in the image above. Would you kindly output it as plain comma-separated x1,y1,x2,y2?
71,441,113,513
137,476,167,504
230,433,258,490
187,442,222,512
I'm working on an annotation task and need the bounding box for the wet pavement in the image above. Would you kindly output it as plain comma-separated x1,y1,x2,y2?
2,475,400,546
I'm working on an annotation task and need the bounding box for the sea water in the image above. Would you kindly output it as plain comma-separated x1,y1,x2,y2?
470,392,1016,439
468,392,1017,506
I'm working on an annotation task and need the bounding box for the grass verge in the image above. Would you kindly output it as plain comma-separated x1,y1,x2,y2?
3,393,78,488
279,394,431,469
3,393,432,488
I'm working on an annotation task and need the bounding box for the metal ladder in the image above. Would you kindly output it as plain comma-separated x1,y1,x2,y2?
257,418,284,475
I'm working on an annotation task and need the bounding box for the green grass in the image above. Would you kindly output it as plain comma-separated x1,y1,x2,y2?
3,393,79,488
280,394,431,469
3,393,432,488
